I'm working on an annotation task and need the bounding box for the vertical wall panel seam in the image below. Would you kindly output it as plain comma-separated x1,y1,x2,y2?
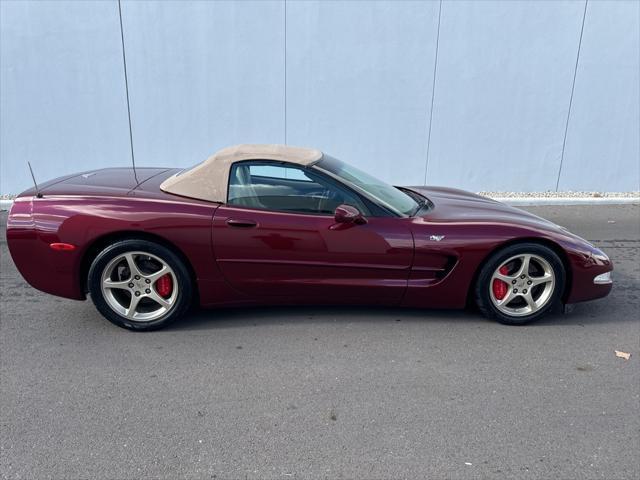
284,0,287,145
117,0,138,183
556,0,588,191
423,0,442,186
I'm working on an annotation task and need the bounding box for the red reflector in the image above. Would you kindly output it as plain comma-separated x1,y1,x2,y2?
155,274,173,298
50,243,76,251
492,265,509,300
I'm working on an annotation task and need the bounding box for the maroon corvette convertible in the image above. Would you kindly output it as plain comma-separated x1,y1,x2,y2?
7,144,612,331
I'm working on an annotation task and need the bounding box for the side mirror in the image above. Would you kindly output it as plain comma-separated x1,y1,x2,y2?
334,204,366,225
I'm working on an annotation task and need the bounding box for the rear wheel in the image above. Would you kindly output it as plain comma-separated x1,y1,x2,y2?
475,243,565,325
88,239,192,331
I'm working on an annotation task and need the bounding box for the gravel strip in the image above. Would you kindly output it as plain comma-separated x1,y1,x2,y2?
478,191,639,198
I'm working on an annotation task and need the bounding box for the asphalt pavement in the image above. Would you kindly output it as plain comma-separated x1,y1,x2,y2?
1,205,639,479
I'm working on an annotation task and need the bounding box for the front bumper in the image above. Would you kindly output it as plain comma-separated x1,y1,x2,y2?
565,246,613,304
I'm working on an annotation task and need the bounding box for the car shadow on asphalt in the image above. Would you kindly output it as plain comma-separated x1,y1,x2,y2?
162,302,620,332
167,305,485,331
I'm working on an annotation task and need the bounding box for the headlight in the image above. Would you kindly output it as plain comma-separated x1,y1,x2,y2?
593,272,612,284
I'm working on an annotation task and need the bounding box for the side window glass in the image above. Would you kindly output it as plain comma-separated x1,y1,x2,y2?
228,162,367,215
249,164,311,182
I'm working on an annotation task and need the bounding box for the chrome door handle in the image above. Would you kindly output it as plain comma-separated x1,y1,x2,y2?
226,218,257,228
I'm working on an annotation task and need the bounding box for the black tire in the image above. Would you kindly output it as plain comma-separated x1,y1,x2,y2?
474,242,565,325
88,239,193,331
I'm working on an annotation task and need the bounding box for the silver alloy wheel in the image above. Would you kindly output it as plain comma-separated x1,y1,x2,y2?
100,251,178,322
489,253,556,317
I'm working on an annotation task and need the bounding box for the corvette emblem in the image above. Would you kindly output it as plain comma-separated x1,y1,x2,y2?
430,235,445,242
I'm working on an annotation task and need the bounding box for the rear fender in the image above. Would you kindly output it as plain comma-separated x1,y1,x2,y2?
7,195,225,303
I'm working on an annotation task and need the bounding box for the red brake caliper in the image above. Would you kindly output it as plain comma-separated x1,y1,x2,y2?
155,274,173,298
492,265,509,300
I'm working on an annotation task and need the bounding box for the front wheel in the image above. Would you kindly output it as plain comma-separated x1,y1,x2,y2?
474,243,565,325
88,239,193,331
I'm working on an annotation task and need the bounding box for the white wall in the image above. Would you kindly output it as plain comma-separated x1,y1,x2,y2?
558,0,640,191
425,0,584,192
0,0,132,193
286,1,439,186
120,0,285,167
1,0,639,194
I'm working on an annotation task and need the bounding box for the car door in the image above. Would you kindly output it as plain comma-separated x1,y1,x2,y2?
212,161,414,304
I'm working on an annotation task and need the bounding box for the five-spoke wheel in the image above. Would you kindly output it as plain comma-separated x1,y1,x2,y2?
101,251,178,322
88,239,192,331
489,253,555,317
475,243,565,325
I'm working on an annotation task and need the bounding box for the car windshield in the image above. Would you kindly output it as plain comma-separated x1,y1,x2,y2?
314,155,419,216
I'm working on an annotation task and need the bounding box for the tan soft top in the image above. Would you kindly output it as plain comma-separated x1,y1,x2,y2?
160,144,323,203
